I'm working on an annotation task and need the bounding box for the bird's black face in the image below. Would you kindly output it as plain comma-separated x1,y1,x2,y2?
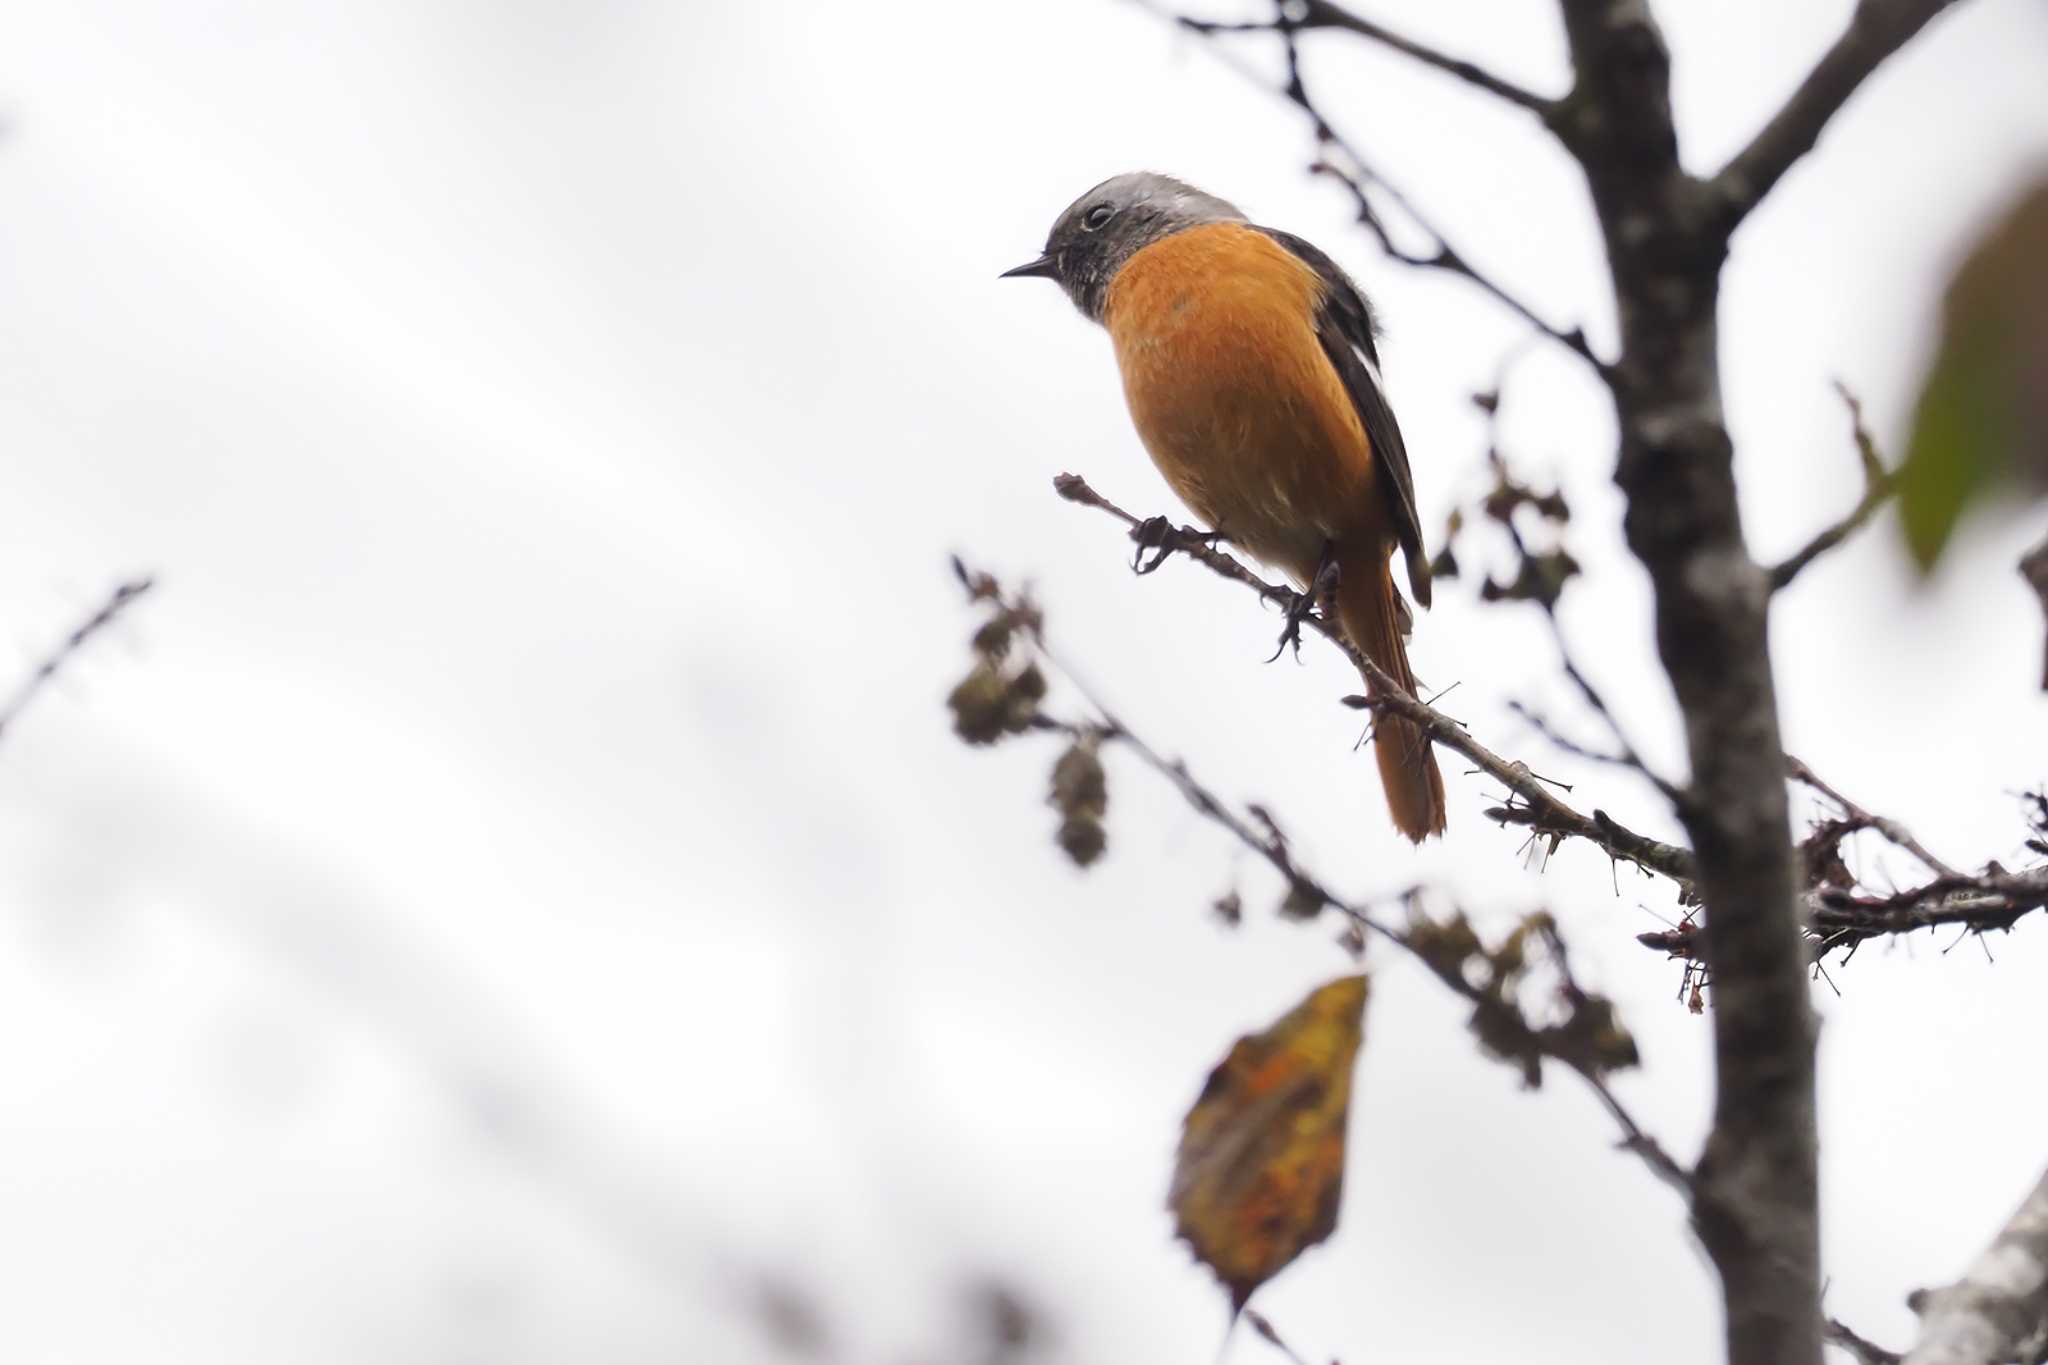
1001,172,1246,322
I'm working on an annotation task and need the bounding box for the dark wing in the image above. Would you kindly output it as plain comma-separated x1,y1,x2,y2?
1254,227,1431,609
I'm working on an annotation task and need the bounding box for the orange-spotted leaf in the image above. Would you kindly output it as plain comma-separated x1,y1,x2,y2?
1168,974,1369,1311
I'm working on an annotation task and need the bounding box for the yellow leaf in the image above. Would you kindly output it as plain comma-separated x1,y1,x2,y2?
1168,974,1369,1311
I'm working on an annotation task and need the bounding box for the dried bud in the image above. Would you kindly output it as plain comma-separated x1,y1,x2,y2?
1005,663,1047,729
1049,741,1107,816
1056,815,1107,867
947,661,1012,745
1278,878,1324,921
971,613,1015,660
1050,739,1109,868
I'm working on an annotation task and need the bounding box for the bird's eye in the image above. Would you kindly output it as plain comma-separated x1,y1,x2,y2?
1081,203,1115,231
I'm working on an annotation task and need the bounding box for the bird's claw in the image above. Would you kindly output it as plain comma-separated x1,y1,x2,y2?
1267,556,1341,663
1130,518,1229,575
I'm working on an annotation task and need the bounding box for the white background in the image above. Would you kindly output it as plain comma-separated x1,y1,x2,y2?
1,2,2044,1361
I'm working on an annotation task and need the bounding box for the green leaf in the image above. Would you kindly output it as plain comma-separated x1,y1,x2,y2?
1899,326,2016,569
1897,179,2048,571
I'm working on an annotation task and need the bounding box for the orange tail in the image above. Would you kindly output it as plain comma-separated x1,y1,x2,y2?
1334,543,1447,842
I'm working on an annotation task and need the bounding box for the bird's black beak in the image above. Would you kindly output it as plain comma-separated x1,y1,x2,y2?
999,254,1060,281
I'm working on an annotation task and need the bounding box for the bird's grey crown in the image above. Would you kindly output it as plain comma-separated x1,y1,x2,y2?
1036,172,1247,321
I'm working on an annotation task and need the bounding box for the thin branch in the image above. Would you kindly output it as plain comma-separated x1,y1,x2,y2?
1489,502,1688,806
1242,1309,1314,1365
1309,147,1603,372
1902,1165,2048,1365
1175,0,1556,112
1769,382,1899,592
1640,864,2048,963
1708,0,1973,229
1053,472,1697,887
0,577,156,748
1144,1,1605,372
1827,1317,1903,1365
1813,868,2048,941
1786,755,1963,882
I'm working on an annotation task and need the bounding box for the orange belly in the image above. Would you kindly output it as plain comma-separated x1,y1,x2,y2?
1102,223,1382,581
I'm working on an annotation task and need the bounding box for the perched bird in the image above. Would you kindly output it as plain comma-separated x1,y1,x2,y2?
1002,172,1446,841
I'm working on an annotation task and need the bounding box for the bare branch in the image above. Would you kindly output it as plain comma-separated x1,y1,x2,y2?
1146,2,1605,371
1052,472,1698,887
1786,755,1963,882
1902,1165,2048,1365
1709,0,1974,230
1639,772,2048,963
1812,867,2048,945
1175,0,1557,112
0,577,156,748
1640,864,2048,962
1307,157,1604,370
1770,382,1899,591
1482,476,1687,805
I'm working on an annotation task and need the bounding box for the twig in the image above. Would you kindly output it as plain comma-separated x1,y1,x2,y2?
1174,0,1556,113
1708,0,1974,229
1142,1,1604,372
1640,863,2048,963
1053,472,1697,887
1489,502,1687,807
1769,382,1899,592
0,577,156,748
1827,1316,1903,1365
1243,1309,1314,1365
1786,755,1962,881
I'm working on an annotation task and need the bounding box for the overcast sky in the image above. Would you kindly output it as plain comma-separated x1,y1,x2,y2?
1,2,2045,1362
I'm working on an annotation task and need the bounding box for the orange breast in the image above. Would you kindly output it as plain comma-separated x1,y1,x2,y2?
1102,223,1380,580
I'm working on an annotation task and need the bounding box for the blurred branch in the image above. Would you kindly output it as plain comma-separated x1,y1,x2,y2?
1173,0,1556,112
1828,1318,1904,1365
1769,383,1899,592
1901,1165,2048,1365
1491,492,1687,807
1052,472,1696,886
1243,1309,1315,1365
0,577,155,748
1707,0,1973,229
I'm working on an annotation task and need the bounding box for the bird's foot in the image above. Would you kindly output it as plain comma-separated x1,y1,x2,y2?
1130,518,1230,575
1267,553,1341,663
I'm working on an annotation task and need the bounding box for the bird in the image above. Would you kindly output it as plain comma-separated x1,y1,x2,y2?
1001,171,1446,841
